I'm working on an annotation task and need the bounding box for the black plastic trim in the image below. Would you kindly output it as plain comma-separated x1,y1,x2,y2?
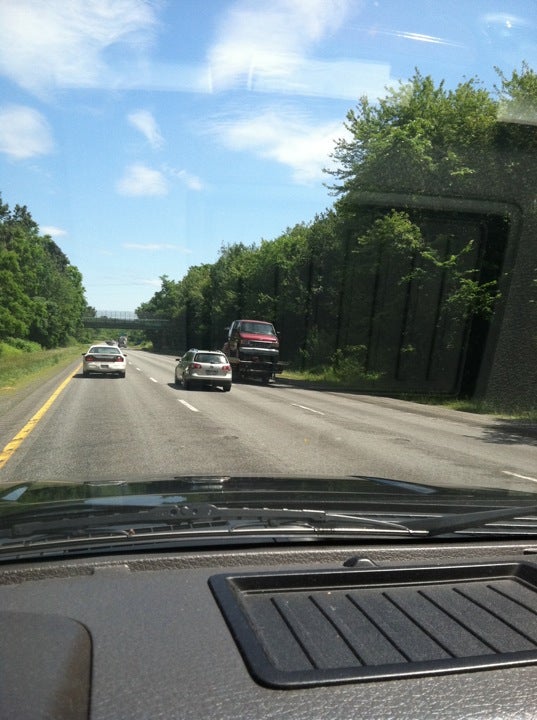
209,562,537,688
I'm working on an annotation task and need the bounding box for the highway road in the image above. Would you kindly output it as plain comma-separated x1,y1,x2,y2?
1,349,536,491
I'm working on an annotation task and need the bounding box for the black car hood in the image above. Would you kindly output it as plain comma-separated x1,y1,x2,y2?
0,474,535,515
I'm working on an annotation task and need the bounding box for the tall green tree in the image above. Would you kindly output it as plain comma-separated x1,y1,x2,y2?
328,71,498,198
0,195,87,347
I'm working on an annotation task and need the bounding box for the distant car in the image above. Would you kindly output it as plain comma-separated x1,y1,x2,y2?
82,345,127,378
175,350,232,391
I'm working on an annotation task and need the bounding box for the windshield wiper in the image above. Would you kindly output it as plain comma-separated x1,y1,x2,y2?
403,503,537,537
2,501,537,544
2,503,425,539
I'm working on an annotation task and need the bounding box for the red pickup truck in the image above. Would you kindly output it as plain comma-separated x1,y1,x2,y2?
222,319,282,383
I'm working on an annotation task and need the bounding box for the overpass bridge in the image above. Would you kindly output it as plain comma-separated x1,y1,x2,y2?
81,311,170,330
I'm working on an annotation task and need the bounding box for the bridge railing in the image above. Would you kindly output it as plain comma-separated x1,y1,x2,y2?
81,311,170,329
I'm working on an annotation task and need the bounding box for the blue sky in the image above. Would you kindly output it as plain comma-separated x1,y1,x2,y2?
0,0,535,312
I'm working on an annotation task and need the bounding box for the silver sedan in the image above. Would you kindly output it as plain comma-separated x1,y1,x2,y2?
175,349,232,391
82,345,127,378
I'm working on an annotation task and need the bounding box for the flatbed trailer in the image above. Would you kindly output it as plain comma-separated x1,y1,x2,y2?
229,356,285,383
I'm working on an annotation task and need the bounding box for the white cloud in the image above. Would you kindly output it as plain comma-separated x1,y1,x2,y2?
0,0,389,101
41,225,67,237
0,105,54,158
116,163,168,196
203,0,393,100
0,0,157,94
177,171,203,191
117,163,203,196
128,110,164,148
214,109,350,183
208,0,350,92
164,165,204,191
481,12,530,31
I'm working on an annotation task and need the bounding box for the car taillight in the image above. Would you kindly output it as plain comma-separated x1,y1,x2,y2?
222,364,231,371
114,356,123,362
190,362,202,369
85,355,95,362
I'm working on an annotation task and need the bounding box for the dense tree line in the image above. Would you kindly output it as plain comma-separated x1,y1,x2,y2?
0,197,87,348
139,65,536,399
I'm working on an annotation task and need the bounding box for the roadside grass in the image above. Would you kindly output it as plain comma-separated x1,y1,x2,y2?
281,367,382,388
406,396,537,423
281,369,536,422
0,343,85,395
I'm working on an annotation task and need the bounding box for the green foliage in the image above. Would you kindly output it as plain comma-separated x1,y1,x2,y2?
356,210,425,260
3,337,42,353
330,345,369,377
353,210,500,323
285,343,384,386
496,62,537,141
0,195,87,348
445,278,500,319
328,70,498,198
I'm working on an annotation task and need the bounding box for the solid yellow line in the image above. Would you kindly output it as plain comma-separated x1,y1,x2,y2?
0,364,81,471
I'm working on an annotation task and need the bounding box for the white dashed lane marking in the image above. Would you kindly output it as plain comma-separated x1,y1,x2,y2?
179,399,199,413
502,470,537,483
291,403,325,416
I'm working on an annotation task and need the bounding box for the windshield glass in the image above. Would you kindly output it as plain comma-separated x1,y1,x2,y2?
240,323,277,335
0,0,536,517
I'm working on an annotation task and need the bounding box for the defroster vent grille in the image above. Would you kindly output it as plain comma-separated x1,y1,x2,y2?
209,562,537,687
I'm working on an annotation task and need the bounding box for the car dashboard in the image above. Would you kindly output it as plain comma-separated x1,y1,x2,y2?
2,539,537,720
